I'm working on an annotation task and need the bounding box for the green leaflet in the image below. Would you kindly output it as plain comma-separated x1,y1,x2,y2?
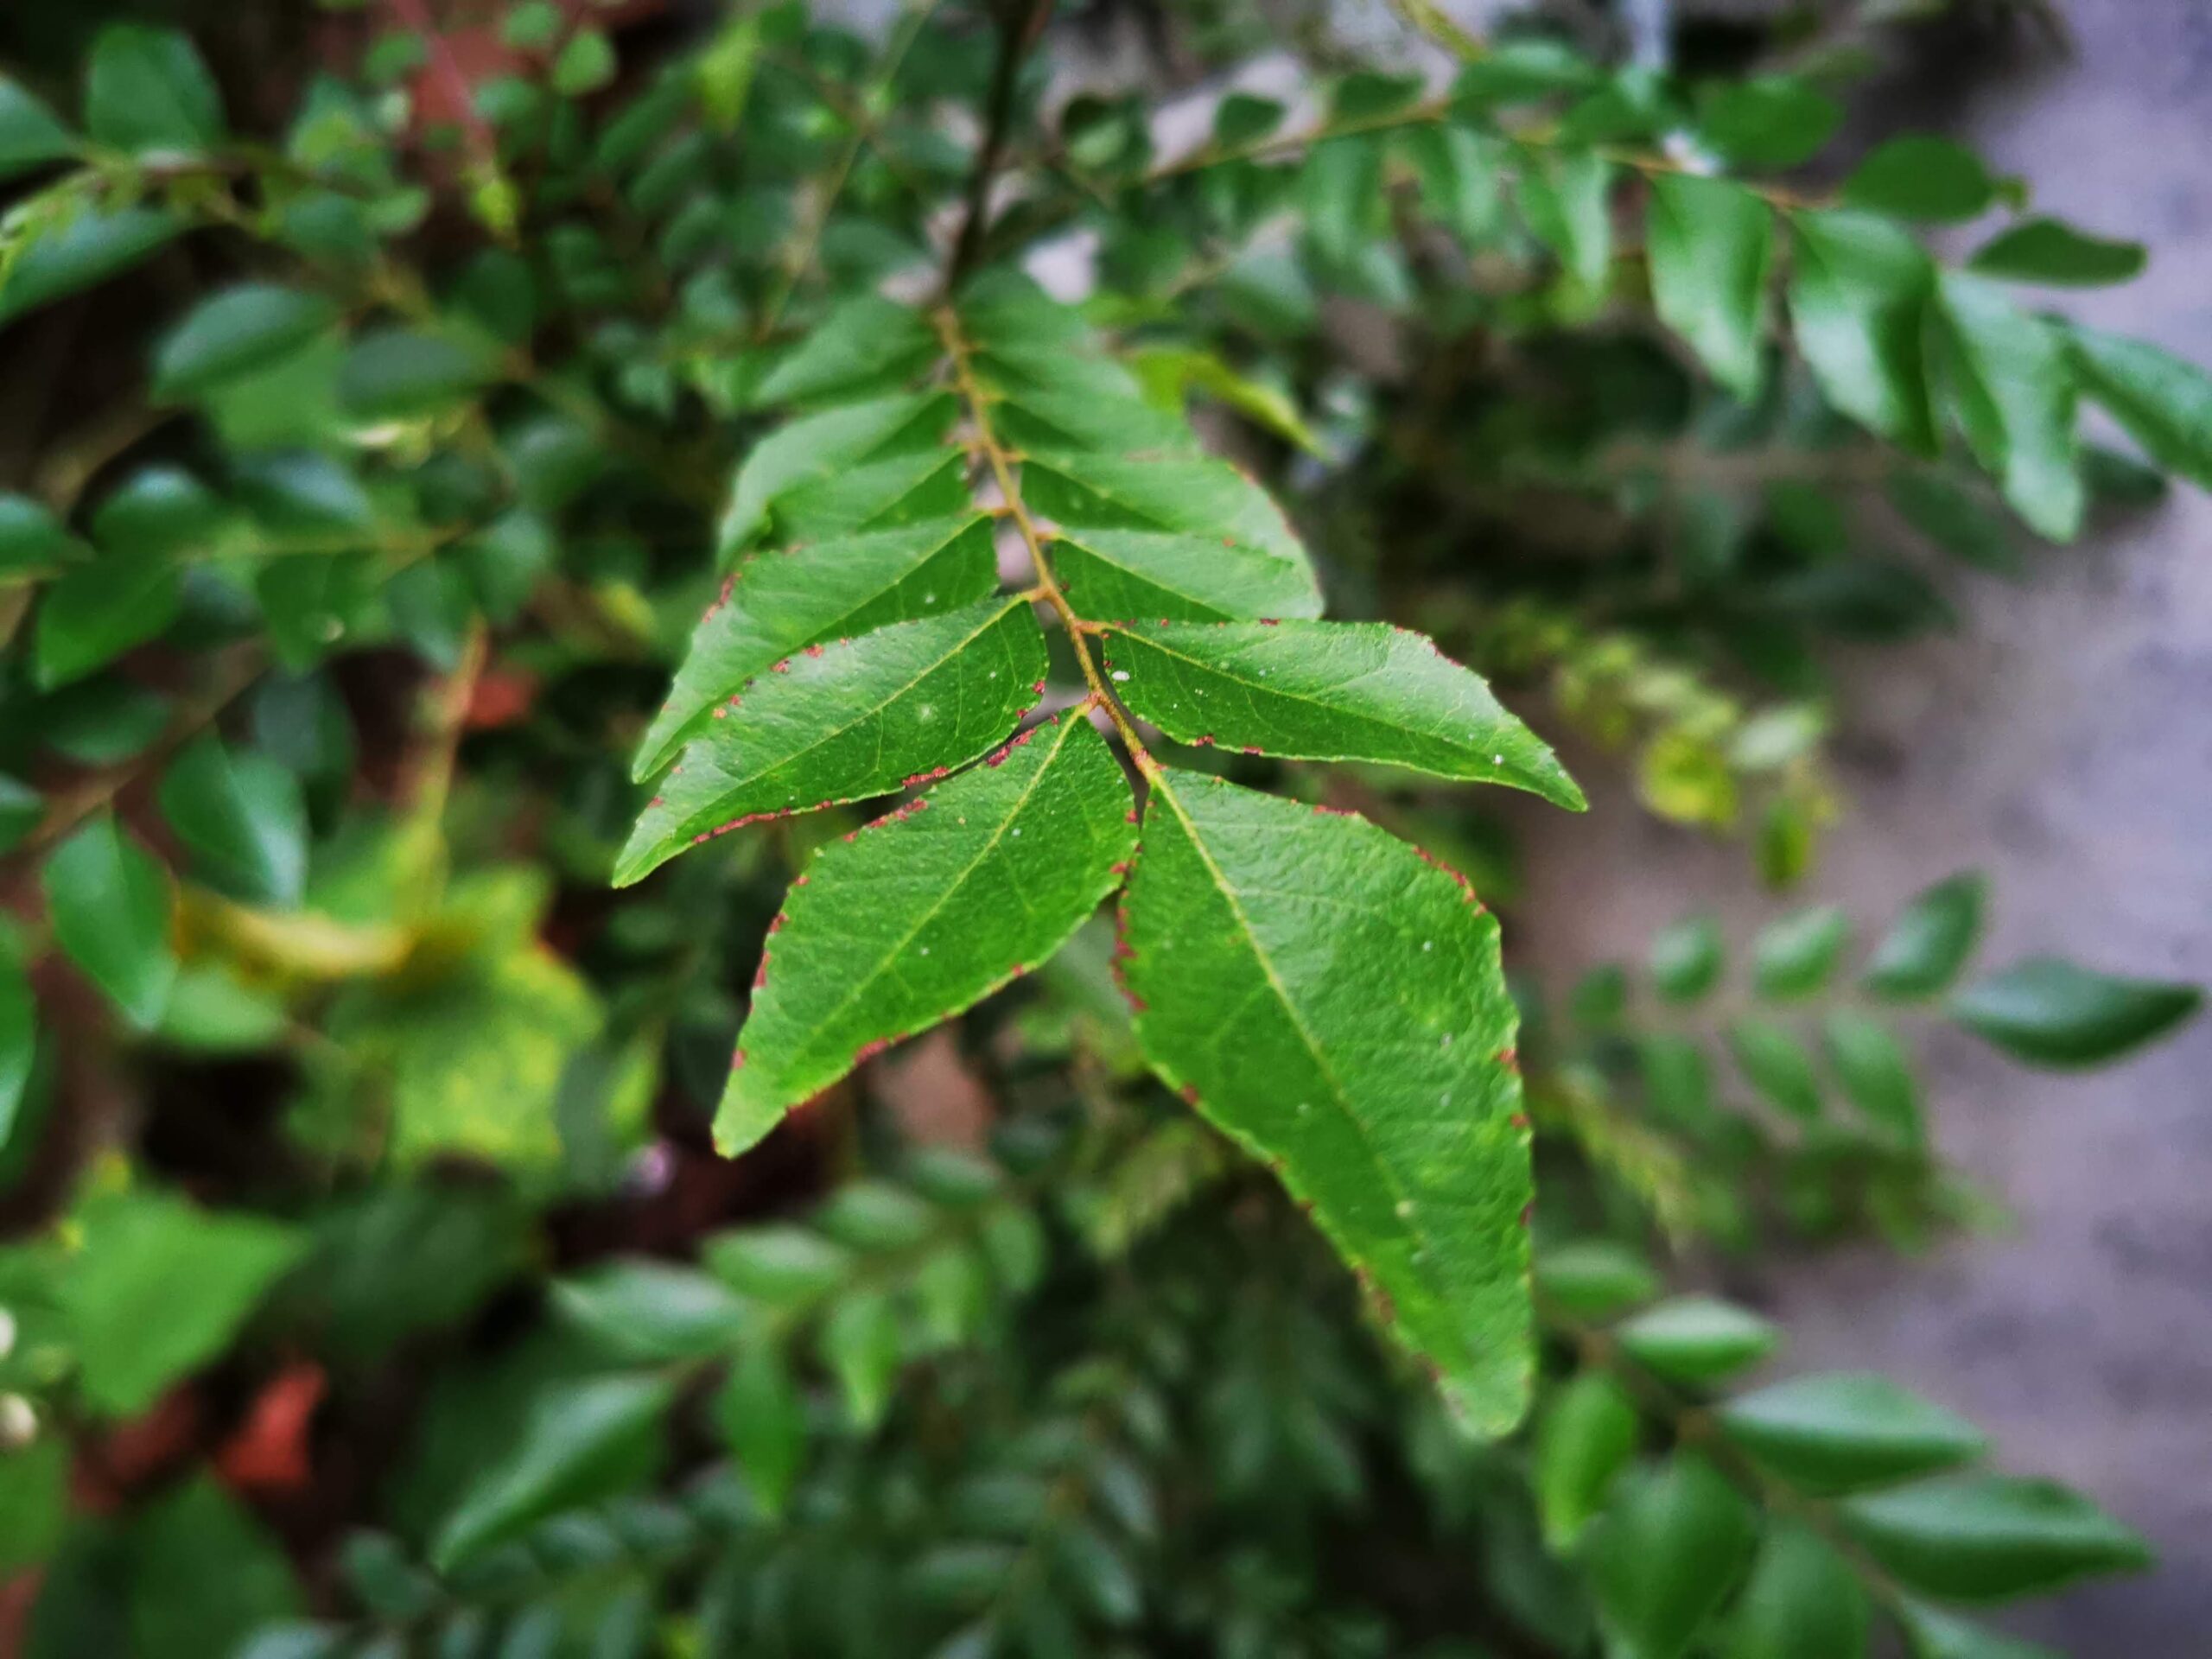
1967,218,2145,288
33,551,183,689
715,716,1135,1155
1120,771,1533,1432
715,391,957,558
42,815,176,1029
1019,448,1310,571
1864,872,1985,1000
1052,528,1324,624
0,77,75,180
1096,620,1584,809
1936,273,2082,542
2066,323,2212,491
156,734,308,906
635,516,997,780
1719,1372,1986,1494
1787,209,1937,454
1840,137,1997,225
1645,175,1772,402
616,598,1047,885
756,294,939,405
1948,957,2202,1067
0,204,183,327
1844,1475,2151,1602
84,24,225,156
63,1186,303,1416
152,283,339,400
1588,1455,1759,1659
1725,1527,1870,1659
1516,147,1614,297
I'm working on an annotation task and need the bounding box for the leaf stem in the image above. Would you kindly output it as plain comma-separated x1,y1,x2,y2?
946,0,1053,289
931,308,1152,766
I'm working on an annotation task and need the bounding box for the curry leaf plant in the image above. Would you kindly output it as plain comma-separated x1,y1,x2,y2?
624,278,1585,1428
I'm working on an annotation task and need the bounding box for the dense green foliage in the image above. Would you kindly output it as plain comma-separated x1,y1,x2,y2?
0,1,2205,1655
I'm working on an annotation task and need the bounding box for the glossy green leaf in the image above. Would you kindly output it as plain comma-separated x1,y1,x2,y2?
0,493,87,576
1788,210,1937,453
1727,1020,1822,1121
635,516,995,780
1402,126,1507,247
153,283,338,399
1052,528,1322,625
42,816,175,1029
716,715,1135,1155
1451,40,1600,108
430,1374,673,1569
1536,1240,1657,1320
84,25,225,154
0,931,33,1151
757,295,938,405
335,327,495,421
1616,1296,1777,1384
1120,771,1533,1432
1646,175,1773,402
1840,137,1999,224
552,30,618,97
1720,1372,1986,1494
1751,906,1848,999
33,553,181,688
1588,1455,1758,1659
1936,273,2082,541
1535,1371,1639,1550
1649,914,1723,1003
1845,1475,2151,1602
1865,873,1986,1000
0,205,183,326
1948,958,2201,1067
1696,77,1840,169
706,1224,853,1307
714,1344,806,1517
2065,324,2212,491
615,598,1048,886
715,391,956,557
125,1476,300,1659
1098,621,1583,808
1823,1013,1923,1143
552,1261,748,1361
1020,448,1308,571
1725,1526,1869,1659
156,735,308,906
0,79,76,179
1516,147,1614,296
1968,219,2145,288
821,1286,901,1429
91,466,229,558
63,1186,303,1416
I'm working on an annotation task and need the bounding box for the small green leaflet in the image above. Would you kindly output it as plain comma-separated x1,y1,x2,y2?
1588,1455,1758,1659
0,77,75,180
1844,1474,2151,1602
2066,324,2212,492
756,294,938,405
0,929,35,1151
0,205,182,327
1719,1372,1986,1494
84,24,226,156
1019,448,1311,572
715,391,957,558
1645,175,1772,403
157,735,309,906
1516,147,1613,297
1725,1527,1870,1659
1098,621,1584,808
1948,957,2202,1067
616,598,1048,885
636,516,997,779
717,716,1135,1155
63,1186,303,1416
33,552,182,689
1968,218,2145,289
1936,273,2082,542
42,815,176,1029
152,283,339,400
1788,209,1937,454
1119,771,1535,1432
1052,528,1323,624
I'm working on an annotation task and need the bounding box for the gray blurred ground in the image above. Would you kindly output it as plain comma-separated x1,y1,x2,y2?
1514,3,2212,1649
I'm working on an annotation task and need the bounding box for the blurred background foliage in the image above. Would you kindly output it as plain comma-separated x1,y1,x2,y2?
0,0,2202,1655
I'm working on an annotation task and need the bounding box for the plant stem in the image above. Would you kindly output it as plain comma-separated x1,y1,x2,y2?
931,308,1151,765
947,0,1052,289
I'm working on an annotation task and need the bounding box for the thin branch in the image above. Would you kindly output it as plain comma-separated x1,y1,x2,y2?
932,307,1151,764
946,0,1052,290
